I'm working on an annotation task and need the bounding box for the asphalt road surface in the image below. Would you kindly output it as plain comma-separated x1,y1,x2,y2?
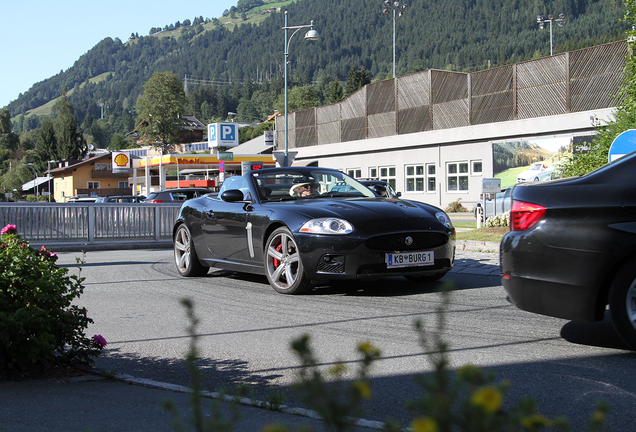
57,248,636,431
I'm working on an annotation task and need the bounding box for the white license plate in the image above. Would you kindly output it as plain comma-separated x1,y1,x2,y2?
386,251,434,268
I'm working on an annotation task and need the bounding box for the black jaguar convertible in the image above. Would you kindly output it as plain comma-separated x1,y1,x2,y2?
173,167,456,294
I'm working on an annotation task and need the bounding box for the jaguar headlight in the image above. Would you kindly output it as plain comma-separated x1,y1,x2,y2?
299,218,353,235
435,211,453,229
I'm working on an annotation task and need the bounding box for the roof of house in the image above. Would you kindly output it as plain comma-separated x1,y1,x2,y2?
22,177,51,190
229,134,273,155
49,153,112,174
181,115,206,132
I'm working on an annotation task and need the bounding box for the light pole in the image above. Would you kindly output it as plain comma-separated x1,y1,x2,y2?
24,163,37,199
383,1,407,78
227,112,273,130
47,160,58,202
283,10,319,167
537,13,566,56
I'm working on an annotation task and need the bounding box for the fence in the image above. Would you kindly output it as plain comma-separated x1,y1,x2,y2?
0,203,181,248
277,40,628,148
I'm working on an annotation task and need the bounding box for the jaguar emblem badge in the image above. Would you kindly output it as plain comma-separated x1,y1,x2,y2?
405,236,413,246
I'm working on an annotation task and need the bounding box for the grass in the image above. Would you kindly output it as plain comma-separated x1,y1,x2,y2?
495,167,526,188
22,72,112,119
456,226,508,243
152,0,298,40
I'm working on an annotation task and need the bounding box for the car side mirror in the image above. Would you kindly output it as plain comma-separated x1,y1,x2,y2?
221,189,246,202
396,191,402,198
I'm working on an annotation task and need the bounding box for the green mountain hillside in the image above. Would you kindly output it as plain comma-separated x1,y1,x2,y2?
6,0,628,137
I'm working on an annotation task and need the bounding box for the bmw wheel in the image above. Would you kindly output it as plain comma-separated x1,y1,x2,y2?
264,227,312,294
174,224,209,277
609,258,636,350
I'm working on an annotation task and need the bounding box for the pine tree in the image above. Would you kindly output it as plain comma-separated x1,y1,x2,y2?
53,89,87,161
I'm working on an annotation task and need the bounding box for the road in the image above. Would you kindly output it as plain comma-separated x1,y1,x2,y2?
57,249,636,431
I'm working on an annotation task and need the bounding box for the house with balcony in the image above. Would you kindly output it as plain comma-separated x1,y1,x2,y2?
48,153,133,202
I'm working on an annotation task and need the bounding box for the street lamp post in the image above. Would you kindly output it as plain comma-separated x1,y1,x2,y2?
227,112,273,130
283,11,319,167
537,13,566,56
47,160,58,202
383,1,407,79
24,163,37,199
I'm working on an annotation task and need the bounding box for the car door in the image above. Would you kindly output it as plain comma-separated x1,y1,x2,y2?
200,177,257,265
201,197,254,264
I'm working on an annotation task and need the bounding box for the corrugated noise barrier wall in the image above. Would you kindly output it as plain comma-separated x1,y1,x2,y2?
276,40,628,149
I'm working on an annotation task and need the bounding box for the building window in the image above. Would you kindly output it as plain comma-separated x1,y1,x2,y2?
369,167,377,178
405,164,425,192
472,160,483,175
379,166,397,191
426,164,436,192
87,181,100,189
447,162,469,191
347,168,362,178
95,163,110,171
118,181,128,189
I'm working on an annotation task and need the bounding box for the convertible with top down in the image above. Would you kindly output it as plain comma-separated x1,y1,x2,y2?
173,167,456,294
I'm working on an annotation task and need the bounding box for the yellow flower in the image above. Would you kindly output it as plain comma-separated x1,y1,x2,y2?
328,362,347,376
521,413,552,429
470,386,503,414
410,417,438,432
357,341,381,357
353,380,372,399
592,410,606,423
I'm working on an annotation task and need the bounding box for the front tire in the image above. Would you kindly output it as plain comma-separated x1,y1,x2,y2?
609,258,636,350
174,224,209,277
264,227,312,294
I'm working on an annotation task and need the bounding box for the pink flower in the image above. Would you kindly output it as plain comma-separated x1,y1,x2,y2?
1,224,17,235
93,334,107,348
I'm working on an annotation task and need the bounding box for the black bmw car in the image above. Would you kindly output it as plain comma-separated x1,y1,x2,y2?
501,151,636,349
173,167,456,294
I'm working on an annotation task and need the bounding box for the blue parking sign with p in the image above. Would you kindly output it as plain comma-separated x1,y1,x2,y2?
208,123,238,148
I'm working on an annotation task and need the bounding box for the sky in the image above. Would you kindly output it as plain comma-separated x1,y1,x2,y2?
1,0,233,109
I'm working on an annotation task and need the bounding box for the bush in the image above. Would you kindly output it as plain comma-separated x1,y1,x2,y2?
0,224,105,372
485,212,510,228
445,199,469,213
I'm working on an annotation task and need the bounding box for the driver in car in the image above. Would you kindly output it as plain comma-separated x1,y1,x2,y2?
290,181,319,197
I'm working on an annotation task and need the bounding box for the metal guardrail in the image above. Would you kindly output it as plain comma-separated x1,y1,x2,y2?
0,203,182,247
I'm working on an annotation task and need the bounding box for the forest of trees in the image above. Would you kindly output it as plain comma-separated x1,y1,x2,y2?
5,0,628,134
0,0,630,195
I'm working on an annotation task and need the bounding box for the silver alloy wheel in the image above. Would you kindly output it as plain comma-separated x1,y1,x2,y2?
174,225,192,275
264,227,311,294
173,224,208,277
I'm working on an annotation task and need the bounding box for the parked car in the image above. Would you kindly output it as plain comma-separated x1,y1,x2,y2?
358,179,402,198
173,167,456,294
144,188,213,203
501,150,636,349
66,197,98,203
95,195,146,203
474,187,512,221
516,162,554,183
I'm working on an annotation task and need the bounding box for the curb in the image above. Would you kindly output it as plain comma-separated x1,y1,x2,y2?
109,372,387,431
456,240,500,254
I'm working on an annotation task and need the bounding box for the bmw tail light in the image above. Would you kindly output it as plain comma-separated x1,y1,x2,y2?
145,199,163,203
510,201,546,231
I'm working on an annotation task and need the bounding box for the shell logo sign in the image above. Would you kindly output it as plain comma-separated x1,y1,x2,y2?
112,152,132,173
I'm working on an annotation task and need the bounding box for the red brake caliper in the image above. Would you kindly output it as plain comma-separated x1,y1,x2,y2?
273,243,283,268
